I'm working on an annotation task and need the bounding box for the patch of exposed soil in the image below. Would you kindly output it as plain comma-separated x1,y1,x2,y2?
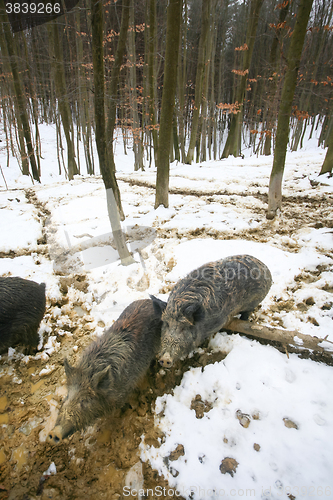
0,274,228,499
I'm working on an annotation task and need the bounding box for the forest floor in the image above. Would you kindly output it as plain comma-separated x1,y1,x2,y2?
1,133,333,500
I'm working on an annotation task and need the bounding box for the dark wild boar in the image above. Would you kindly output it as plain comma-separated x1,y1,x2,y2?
0,277,46,354
48,299,162,444
151,254,272,367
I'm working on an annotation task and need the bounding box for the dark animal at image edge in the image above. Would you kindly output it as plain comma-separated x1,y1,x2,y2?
151,254,273,367
48,299,162,444
0,277,46,354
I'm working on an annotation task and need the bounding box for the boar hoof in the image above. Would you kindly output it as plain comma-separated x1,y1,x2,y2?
159,353,173,368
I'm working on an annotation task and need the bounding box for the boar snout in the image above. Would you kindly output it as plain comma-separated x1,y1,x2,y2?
48,424,74,444
159,353,173,368
48,426,63,444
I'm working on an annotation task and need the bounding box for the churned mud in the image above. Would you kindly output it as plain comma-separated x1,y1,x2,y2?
0,275,225,499
1,183,333,500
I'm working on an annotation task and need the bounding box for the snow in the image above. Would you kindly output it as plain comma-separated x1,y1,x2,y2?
1,124,333,499
141,335,333,499
43,461,57,476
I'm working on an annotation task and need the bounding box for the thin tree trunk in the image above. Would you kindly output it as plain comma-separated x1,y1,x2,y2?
90,0,134,265
263,0,290,156
47,20,79,180
267,0,314,219
0,1,40,182
128,0,144,171
148,0,159,163
319,119,333,175
185,0,210,164
76,8,94,175
154,0,182,208
222,0,264,159
177,0,187,164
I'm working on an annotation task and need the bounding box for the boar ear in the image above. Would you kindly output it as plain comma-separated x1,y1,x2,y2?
183,303,205,325
149,294,167,317
64,358,75,378
91,366,111,391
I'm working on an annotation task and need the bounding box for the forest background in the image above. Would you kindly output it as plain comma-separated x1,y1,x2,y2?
0,0,332,220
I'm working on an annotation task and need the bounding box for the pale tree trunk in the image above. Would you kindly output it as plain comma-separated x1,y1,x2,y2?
267,0,314,219
90,0,134,265
76,8,94,175
319,119,333,175
176,0,187,164
155,0,182,208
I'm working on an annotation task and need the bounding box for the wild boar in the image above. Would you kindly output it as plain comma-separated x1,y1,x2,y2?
48,299,162,444
0,277,46,354
151,254,272,367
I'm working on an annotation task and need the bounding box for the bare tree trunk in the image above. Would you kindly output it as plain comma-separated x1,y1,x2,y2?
319,119,333,175
47,20,79,181
177,0,187,164
148,0,159,163
267,0,314,219
128,0,144,171
90,0,134,265
263,0,290,156
222,0,263,159
154,0,182,208
106,0,130,175
0,1,40,182
185,0,210,164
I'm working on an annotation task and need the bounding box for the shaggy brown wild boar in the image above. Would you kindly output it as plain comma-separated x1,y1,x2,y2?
151,254,272,367
0,277,46,354
48,299,162,444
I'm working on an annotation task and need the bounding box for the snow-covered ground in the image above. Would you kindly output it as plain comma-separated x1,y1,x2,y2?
1,124,333,499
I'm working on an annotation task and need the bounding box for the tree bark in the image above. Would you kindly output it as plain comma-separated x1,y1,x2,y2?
90,0,134,265
128,0,144,171
263,0,290,156
222,0,263,159
225,318,333,359
154,0,182,208
267,0,314,219
0,0,40,182
185,0,210,164
319,119,333,175
47,20,79,181
106,0,130,159
148,0,159,163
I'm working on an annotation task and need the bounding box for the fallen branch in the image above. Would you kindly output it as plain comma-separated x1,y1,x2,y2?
224,319,333,358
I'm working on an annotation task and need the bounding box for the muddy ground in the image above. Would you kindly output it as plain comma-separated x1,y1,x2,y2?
0,183,333,500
